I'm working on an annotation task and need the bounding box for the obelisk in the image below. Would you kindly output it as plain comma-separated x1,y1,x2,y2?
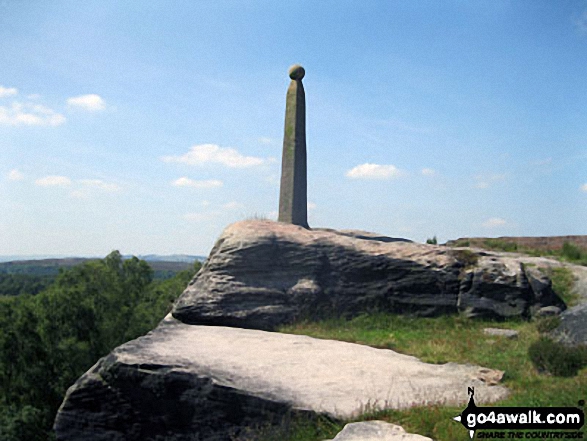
278,64,309,228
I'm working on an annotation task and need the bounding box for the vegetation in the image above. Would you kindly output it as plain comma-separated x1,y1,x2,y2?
482,238,519,252
547,266,580,307
426,236,438,245
458,240,587,267
277,313,587,440
528,337,587,377
0,251,200,441
451,249,478,269
0,274,55,296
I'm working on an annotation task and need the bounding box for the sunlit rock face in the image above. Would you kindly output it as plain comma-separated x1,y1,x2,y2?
172,220,565,329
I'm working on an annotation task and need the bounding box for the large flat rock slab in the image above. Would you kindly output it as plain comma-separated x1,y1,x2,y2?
55,316,508,440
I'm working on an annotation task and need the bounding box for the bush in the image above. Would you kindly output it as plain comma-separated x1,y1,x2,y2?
426,236,438,245
528,337,587,377
452,249,479,268
483,239,518,252
535,316,561,334
561,242,584,262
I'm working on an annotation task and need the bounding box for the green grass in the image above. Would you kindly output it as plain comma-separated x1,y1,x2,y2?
545,266,580,307
268,313,587,441
458,240,587,267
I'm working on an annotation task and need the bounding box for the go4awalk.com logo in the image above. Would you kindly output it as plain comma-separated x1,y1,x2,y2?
453,388,585,439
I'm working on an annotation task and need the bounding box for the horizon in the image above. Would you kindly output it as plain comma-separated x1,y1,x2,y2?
2,1,586,256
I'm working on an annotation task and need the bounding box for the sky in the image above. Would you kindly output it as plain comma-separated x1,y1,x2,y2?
1,0,586,257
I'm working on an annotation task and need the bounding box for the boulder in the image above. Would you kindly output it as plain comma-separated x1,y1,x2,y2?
54,315,508,440
550,303,587,346
483,328,519,339
172,221,566,329
325,420,432,441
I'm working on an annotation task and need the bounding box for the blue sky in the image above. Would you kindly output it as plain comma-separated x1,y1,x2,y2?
1,1,586,256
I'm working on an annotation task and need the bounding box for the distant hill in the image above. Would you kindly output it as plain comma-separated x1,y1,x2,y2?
0,254,206,279
132,254,205,263
445,235,587,251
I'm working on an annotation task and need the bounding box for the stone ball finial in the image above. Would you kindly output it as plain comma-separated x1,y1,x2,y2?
288,64,305,81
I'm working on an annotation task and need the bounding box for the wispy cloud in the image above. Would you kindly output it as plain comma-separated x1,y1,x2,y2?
259,137,274,145
222,201,244,210
532,157,552,166
183,212,220,222
574,9,587,33
79,179,120,192
171,177,223,188
482,217,507,228
474,174,506,189
580,183,587,192
0,102,66,126
35,175,72,187
421,168,436,176
0,86,18,98
67,94,106,111
307,202,317,211
6,169,24,181
162,144,266,168
346,163,406,180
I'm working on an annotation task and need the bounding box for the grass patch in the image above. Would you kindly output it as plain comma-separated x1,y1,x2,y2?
452,239,587,267
273,313,587,440
451,249,479,269
543,266,580,307
528,337,587,377
482,239,518,252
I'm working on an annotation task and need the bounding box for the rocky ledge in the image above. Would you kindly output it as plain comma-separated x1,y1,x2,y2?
173,220,566,330
54,315,507,440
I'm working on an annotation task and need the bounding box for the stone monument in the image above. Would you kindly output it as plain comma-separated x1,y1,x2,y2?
278,64,309,228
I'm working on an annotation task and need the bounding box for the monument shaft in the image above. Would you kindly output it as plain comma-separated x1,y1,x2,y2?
279,65,309,228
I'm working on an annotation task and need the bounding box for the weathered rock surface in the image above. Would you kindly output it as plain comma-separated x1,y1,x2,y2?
548,264,587,346
551,303,587,346
325,421,433,441
483,328,519,339
55,315,507,440
172,221,566,330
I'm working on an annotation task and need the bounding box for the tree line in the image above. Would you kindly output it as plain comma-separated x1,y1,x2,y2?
0,251,201,440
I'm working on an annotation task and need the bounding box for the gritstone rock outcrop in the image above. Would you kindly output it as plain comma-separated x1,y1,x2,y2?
172,220,566,330
54,220,570,440
54,315,508,440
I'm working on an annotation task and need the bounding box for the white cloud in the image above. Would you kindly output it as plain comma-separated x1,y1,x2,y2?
580,183,587,192
35,175,71,187
0,102,66,126
346,163,405,180
259,137,274,145
0,86,18,98
67,94,106,111
79,179,120,192
307,202,317,211
162,144,266,168
172,177,223,188
482,217,507,228
7,169,24,181
222,201,244,210
421,168,436,176
474,174,506,189
183,212,219,222
574,9,587,33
